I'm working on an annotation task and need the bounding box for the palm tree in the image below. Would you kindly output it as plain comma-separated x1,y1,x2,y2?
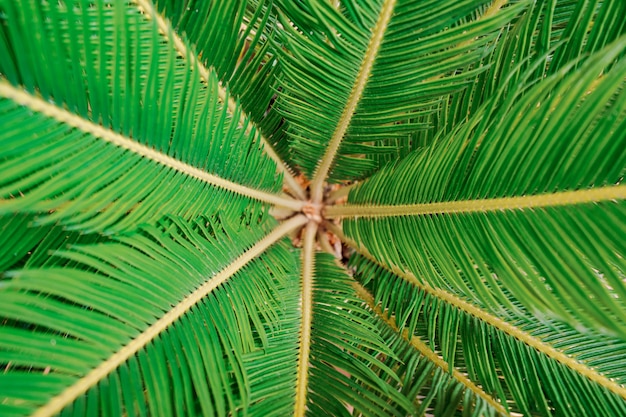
1,0,625,415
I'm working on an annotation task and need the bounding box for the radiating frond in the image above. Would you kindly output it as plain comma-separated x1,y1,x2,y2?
0,213,305,416
2,0,626,415
354,282,507,416
0,0,297,233
299,253,415,417
389,0,626,169
148,0,305,197
274,0,527,188
349,253,626,416
338,37,626,338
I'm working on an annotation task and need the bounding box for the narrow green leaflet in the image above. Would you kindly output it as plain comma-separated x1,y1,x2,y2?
341,38,626,337
241,261,301,417
381,0,626,168
350,253,626,416
0,213,301,416
548,0,626,73
274,0,526,184
0,0,290,233
0,214,54,270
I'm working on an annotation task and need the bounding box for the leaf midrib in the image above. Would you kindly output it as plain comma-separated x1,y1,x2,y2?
31,215,308,417
294,222,318,417
326,222,626,402
324,185,626,218
0,82,303,211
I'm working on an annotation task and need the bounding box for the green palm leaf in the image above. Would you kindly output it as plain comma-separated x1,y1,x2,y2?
304,254,415,417
349,252,626,416
335,37,626,337
0,0,297,233
1,0,625,416
274,0,526,189
0,212,304,416
151,0,304,196
359,292,507,416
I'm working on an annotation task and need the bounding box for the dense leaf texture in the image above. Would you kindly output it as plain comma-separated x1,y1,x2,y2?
0,0,279,233
351,254,626,416
306,254,415,417
1,0,625,416
275,0,526,181
373,321,501,416
152,0,293,162
0,214,300,416
346,39,626,337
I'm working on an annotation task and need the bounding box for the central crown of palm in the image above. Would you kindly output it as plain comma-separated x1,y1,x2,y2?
1,1,626,416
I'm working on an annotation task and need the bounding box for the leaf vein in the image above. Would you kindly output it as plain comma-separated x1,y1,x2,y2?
31,215,308,417
0,82,302,210
325,185,626,218
327,221,626,401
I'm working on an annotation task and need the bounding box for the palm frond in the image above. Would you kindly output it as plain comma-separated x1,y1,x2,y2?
0,0,297,233
337,37,626,338
354,282,507,416
274,0,527,188
387,0,626,170
148,0,305,197
0,212,305,416
300,253,415,417
2,0,626,415
349,253,626,416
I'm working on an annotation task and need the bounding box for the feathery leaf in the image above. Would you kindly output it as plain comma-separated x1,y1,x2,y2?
342,37,626,338
0,213,302,416
275,0,527,185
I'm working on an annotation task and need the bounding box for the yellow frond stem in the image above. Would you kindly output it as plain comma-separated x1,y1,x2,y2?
294,221,318,417
326,222,626,401
0,82,303,211
324,185,626,218
31,215,308,417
